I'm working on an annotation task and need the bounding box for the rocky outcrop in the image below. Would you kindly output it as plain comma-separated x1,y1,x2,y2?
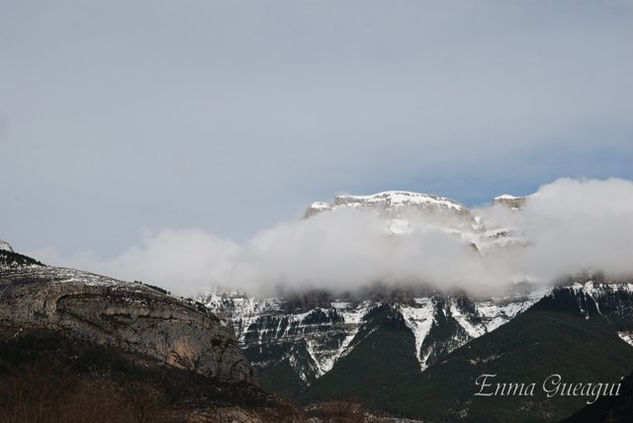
0,238,13,252
0,260,255,384
493,194,528,210
303,201,331,218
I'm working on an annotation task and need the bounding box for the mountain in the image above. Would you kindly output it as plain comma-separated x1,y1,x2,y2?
4,189,631,421
198,190,633,421
0,253,254,383
202,287,541,395
200,190,537,394
375,284,633,422
303,190,528,257
202,281,633,422
2,242,435,422
0,244,308,422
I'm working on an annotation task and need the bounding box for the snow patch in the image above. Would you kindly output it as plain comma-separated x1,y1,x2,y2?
450,301,486,338
316,301,373,375
618,332,633,347
0,239,13,252
399,299,435,370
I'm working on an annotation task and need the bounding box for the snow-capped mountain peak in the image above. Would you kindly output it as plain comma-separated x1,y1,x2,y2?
335,191,467,211
306,191,469,218
303,190,527,251
304,190,477,239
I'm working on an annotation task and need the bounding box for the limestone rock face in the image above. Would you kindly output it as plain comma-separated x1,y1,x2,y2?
493,194,528,210
304,191,476,235
306,191,471,219
0,259,255,384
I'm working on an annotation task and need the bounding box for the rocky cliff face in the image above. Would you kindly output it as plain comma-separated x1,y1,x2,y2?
201,287,541,393
304,191,475,230
0,252,255,384
493,194,529,210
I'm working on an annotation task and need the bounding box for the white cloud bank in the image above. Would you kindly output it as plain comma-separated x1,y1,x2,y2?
38,178,633,297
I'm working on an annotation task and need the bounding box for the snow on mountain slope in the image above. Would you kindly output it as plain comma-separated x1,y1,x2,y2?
202,278,633,387
318,300,373,374
334,191,468,212
204,291,283,333
398,299,435,370
305,191,472,227
397,293,541,370
0,238,13,252
202,289,545,379
473,295,541,332
201,292,376,383
618,332,633,347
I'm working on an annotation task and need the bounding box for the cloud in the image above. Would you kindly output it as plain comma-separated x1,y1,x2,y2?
38,178,633,298
507,178,633,280
2,1,632,257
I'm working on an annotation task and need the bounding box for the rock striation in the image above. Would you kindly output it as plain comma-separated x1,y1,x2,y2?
0,250,255,384
493,194,528,210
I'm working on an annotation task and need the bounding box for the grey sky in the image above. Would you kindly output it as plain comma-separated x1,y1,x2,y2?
1,0,632,258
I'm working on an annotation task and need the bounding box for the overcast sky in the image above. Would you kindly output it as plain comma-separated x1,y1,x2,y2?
1,0,632,259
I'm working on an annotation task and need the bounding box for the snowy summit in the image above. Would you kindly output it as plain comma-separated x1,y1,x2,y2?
305,190,469,218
